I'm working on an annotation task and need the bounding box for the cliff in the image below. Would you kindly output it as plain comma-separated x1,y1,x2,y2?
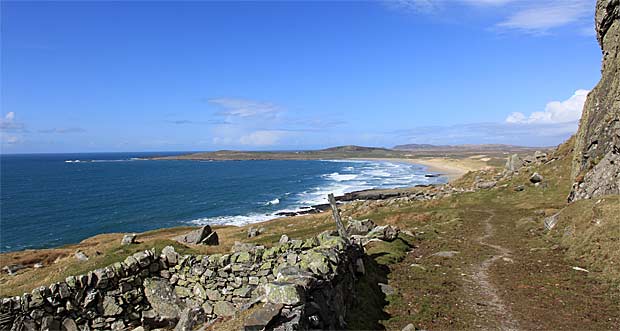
570,0,620,201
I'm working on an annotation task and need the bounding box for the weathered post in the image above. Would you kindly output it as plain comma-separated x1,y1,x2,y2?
328,193,350,245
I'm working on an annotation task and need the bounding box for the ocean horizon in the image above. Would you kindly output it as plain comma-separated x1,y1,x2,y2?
0,152,445,252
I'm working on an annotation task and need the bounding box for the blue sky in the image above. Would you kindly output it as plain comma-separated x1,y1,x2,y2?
1,0,601,153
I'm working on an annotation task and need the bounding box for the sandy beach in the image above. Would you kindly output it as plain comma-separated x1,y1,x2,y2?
349,157,484,182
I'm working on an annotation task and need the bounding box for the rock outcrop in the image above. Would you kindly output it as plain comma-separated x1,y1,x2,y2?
570,0,620,201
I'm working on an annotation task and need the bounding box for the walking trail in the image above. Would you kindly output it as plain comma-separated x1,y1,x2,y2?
468,210,520,331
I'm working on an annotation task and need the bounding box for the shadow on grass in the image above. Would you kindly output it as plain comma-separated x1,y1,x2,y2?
346,236,416,330
346,253,391,330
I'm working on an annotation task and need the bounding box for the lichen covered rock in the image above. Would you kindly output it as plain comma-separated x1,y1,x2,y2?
570,0,620,201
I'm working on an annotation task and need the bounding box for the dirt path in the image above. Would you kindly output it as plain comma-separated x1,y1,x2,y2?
468,210,520,331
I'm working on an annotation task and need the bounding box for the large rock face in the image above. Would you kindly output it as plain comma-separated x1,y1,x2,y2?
570,0,620,201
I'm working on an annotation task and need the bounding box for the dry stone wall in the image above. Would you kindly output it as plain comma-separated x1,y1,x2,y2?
1,230,365,331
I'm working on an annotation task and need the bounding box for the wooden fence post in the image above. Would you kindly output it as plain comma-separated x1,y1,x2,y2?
328,193,350,245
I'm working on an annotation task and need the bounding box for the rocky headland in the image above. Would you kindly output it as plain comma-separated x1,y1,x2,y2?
570,0,620,201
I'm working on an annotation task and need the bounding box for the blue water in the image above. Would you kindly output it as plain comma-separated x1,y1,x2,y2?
0,153,444,252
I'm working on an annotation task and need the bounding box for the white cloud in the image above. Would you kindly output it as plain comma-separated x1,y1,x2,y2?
386,0,594,34
387,0,514,13
505,89,589,124
463,0,514,6
393,121,580,146
496,0,592,33
239,130,287,146
209,98,281,119
0,112,25,131
38,127,86,134
206,97,344,147
1,135,20,145
387,0,439,13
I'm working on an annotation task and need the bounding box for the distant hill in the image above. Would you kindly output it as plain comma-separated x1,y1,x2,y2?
320,145,391,152
151,145,402,161
394,143,544,152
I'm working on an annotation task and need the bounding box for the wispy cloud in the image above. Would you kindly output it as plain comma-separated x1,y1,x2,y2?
238,130,289,146
463,0,514,6
166,119,232,125
209,98,282,119
386,0,440,13
385,0,515,14
496,0,593,34
385,0,594,35
1,112,26,146
393,121,578,146
204,97,346,147
392,88,588,146
505,89,589,124
0,112,26,132
38,127,86,134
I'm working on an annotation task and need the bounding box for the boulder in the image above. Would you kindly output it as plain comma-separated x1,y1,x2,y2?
110,321,125,330
299,251,330,276
205,289,222,301
82,289,99,308
432,250,459,258
121,233,137,245
243,303,283,331
534,151,548,163
174,307,206,331
505,154,522,172
529,172,543,183
247,227,262,238
378,283,396,296
102,295,123,316
160,246,179,266
8,316,36,331
40,316,60,331
61,318,78,331
142,309,176,329
476,181,496,189
263,282,304,306
143,278,185,321
74,250,89,262
2,264,25,275
213,301,236,317
231,241,257,253
367,225,399,242
279,234,289,244
174,225,214,245
345,219,376,235
544,212,561,230
570,151,620,201
200,231,219,245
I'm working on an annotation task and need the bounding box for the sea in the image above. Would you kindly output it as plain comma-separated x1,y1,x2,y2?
0,152,445,252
